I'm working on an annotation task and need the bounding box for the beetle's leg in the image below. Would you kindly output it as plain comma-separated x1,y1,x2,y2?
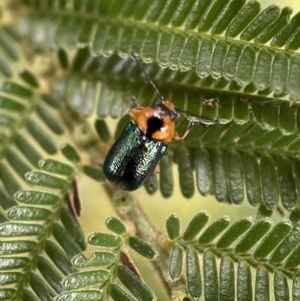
147,165,159,191
153,163,160,175
173,120,208,141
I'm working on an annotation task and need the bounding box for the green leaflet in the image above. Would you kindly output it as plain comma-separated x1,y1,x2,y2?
166,214,181,240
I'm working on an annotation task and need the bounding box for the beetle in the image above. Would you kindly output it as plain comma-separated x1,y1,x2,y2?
103,53,203,191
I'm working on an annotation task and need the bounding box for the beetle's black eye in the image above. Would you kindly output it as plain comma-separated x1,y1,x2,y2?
146,116,163,139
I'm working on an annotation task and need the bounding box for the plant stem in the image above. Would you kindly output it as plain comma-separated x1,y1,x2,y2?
107,187,187,300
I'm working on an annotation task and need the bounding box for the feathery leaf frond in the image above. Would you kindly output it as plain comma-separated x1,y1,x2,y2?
167,212,300,300
0,152,87,299
20,0,300,102
55,214,157,301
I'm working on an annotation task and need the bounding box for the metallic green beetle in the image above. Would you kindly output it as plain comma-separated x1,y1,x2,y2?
103,54,199,191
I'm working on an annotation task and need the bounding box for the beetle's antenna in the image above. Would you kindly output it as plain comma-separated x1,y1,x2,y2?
131,52,164,101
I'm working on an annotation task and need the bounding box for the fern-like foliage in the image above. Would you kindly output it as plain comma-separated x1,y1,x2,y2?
53,207,300,300
166,212,300,300
55,214,157,301
0,152,88,300
20,0,300,101
0,9,85,299
0,0,300,300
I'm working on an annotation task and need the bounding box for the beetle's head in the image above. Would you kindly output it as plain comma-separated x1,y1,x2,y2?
152,99,178,120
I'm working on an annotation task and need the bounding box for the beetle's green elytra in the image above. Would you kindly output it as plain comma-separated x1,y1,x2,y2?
103,121,168,191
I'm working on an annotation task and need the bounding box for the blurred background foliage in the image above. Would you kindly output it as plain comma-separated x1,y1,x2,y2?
1,0,300,300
